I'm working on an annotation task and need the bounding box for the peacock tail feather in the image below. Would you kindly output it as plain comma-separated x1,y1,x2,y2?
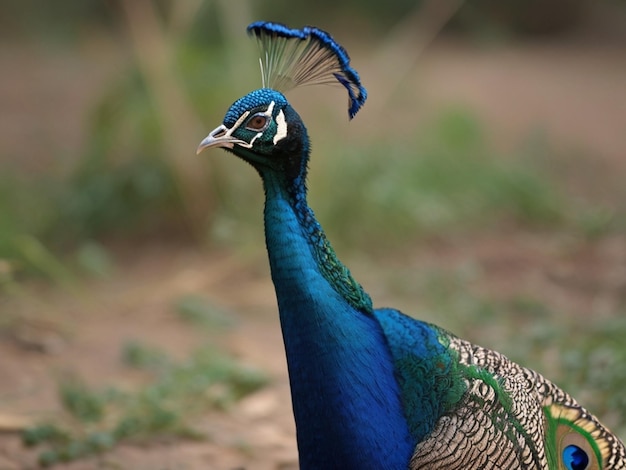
409,334,626,469
197,21,626,469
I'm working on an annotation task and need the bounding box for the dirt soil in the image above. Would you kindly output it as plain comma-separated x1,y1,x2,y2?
1,23,626,470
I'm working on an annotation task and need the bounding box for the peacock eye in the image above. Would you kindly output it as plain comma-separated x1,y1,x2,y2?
562,444,590,470
246,113,269,131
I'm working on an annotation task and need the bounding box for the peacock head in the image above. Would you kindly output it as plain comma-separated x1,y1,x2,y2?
196,88,308,176
196,21,366,177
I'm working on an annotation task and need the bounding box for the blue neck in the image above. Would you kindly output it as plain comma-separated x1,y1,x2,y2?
262,171,414,469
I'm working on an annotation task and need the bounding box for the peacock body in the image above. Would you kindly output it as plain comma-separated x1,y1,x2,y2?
197,21,626,470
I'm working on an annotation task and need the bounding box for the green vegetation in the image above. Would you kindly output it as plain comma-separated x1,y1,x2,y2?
23,342,268,467
317,109,569,248
174,294,234,329
1,2,623,280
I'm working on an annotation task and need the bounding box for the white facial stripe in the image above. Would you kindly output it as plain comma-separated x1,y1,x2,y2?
224,110,251,141
249,132,263,146
266,101,275,116
273,110,288,144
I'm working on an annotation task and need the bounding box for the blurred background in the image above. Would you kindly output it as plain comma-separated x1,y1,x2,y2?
1,0,625,468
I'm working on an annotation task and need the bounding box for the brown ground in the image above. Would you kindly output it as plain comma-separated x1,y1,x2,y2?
1,18,625,470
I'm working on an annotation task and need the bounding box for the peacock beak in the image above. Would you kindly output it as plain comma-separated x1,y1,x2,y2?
196,124,246,154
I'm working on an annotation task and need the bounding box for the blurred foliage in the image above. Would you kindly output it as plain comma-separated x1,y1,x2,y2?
1,0,599,41
23,342,268,467
174,294,235,329
0,2,249,281
1,0,623,283
75,241,114,278
0,172,75,283
0,1,114,40
317,109,568,249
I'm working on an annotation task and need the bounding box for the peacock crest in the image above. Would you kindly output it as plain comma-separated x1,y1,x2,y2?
247,21,367,119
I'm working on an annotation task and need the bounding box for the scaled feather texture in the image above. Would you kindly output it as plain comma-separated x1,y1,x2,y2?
197,21,626,469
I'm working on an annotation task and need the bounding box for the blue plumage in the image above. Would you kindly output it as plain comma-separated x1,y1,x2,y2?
259,108,413,468
197,21,626,470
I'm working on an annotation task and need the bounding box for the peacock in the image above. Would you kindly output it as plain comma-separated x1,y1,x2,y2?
197,21,626,469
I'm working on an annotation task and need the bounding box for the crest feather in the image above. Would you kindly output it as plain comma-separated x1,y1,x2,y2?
247,21,367,119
